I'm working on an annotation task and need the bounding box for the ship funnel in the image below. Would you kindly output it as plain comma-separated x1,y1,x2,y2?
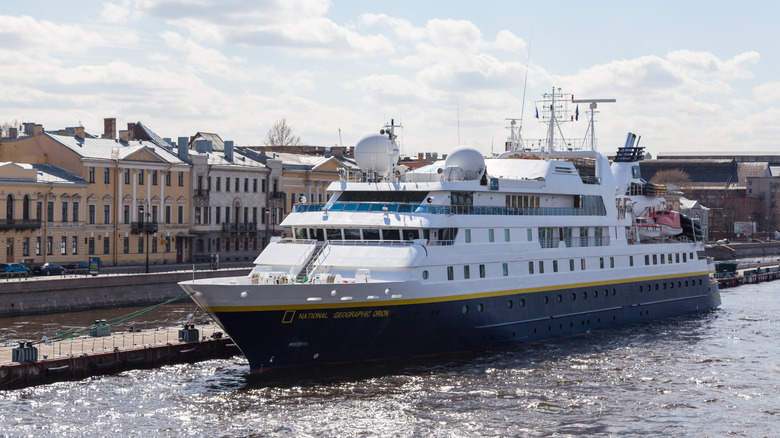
624,132,637,149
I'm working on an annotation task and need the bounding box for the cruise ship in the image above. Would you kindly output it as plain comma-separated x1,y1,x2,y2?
179,100,721,374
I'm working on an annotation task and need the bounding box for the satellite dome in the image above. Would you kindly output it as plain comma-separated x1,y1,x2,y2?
354,133,399,174
444,146,485,180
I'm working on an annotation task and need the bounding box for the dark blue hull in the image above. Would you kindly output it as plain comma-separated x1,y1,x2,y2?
207,274,720,373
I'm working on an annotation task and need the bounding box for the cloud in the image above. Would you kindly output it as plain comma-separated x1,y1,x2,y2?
0,15,105,54
134,0,395,59
100,0,132,24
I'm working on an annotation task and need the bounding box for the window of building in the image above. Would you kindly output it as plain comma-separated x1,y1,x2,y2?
216,177,221,191
244,178,248,192
234,178,239,192
88,204,96,224
46,236,53,255
123,205,130,224
165,205,171,224
123,237,129,254
72,236,78,254
166,171,172,186
103,237,110,254
47,201,54,222
35,237,41,255
225,177,230,192
253,179,258,192
152,170,158,185
124,168,130,184
62,202,68,222
61,236,67,255
72,202,79,222
88,237,94,255
103,205,111,224
152,237,157,253
138,169,144,184
89,167,95,183
138,236,144,254
262,179,266,193
22,237,29,256
178,172,184,186
178,205,184,224
216,207,221,224
104,168,110,184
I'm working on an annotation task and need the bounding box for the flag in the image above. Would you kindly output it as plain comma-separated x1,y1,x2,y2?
575,105,579,121
535,106,539,119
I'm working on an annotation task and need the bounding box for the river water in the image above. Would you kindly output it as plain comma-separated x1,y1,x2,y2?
1,282,778,437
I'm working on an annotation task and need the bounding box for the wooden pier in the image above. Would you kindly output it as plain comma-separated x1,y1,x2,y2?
0,324,239,389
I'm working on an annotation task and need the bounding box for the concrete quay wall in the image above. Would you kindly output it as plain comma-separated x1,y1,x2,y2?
702,241,780,261
0,268,250,317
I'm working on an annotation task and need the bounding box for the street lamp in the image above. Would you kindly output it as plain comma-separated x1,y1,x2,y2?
139,205,150,274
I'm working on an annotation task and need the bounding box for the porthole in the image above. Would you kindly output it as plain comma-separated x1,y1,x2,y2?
462,305,469,314
612,288,616,295
655,284,659,291
422,270,429,280
582,291,587,300
670,282,674,289
507,300,514,309
477,303,484,312
571,292,576,301
639,285,643,292
520,298,526,307
685,280,689,287
544,296,549,304
594,290,599,298
663,283,667,290
557,294,563,303
699,279,703,285
678,281,682,288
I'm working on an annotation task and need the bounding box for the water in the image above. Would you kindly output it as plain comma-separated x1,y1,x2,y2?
1,284,778,437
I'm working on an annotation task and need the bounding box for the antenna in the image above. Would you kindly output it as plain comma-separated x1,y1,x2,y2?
571,98,616,150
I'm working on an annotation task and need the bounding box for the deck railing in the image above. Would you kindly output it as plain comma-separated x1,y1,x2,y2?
294,201,607,217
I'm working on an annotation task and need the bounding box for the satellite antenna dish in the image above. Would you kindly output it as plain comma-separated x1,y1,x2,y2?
298,195,307,204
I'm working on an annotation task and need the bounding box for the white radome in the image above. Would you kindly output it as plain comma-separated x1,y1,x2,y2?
354,133,399,174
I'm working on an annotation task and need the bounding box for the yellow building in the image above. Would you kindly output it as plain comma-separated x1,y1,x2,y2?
0,122,192,266
1,162,88,265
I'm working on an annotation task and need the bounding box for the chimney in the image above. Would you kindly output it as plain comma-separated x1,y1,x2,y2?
103,118,116,139
177,137,189,160
8,127,18,139
34,124,43,136
119,130,130,142
224,140,234,161
74,126,85,139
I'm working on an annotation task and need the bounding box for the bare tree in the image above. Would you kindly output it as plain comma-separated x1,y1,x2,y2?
264,118,301,147
649,169,691,190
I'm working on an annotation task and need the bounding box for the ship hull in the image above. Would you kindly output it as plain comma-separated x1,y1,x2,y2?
183,273,720,373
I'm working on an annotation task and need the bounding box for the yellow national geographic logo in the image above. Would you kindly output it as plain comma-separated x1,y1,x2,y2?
282,310,296,323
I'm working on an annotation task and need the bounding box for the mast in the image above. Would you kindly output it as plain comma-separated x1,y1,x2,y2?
571,98,616,150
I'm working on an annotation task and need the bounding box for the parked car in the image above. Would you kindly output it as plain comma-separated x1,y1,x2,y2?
64,261,90,274
33,263,66,276
0,263,31,275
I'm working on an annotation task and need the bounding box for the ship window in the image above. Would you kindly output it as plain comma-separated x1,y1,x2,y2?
477,303,484,312
463,265,470,279
553,260,558,272
479,264,486,278
544,296,549,304
405,229,419,240
645,255,650,265
653,254,658,265
639,285,643,292
570,259,575,271
344,229,361,240
675,253,680,263
655,284,659,290
465,229,472,243
294,228,306,240
660,255,665,264
488,229,495,242
520,298,526,307
527,229,533,241
382,229,401,241
502,263,509,276
462,305,468,314
610,257,615,268
362,228,380,240
504,229,510,242
447,266,454,280
507,300,513,309
683,253,687,262
572,292,577,301
690,252,695,259
539,261,544,274
581,259,586,270
326,228,343,240
422,270,429,280
309,228,324,241
600,258,605,269
594,290,599,297
630,255,634,267
557,294,563,302
528,261,534,274
582,291,587,300
668,254,673,264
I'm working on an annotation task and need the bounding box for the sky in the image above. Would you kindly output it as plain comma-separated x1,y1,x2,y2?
1,0,779,158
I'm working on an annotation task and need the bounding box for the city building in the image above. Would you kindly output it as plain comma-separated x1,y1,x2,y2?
1,162,88,265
